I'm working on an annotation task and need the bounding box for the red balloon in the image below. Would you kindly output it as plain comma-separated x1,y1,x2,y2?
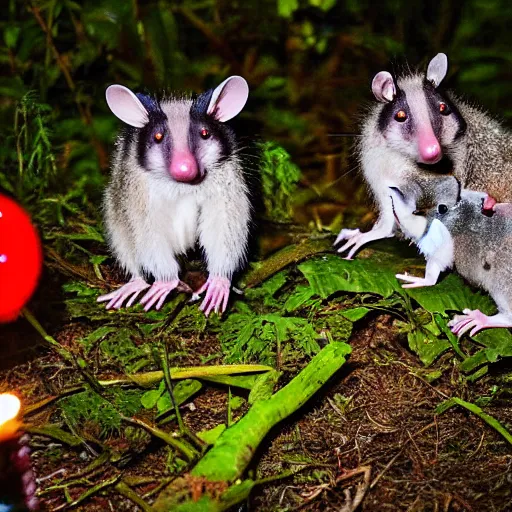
0,194,43,323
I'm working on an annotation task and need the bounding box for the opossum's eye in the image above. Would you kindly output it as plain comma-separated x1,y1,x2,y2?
439,102,450,115
394,110,407,122
437,204,448,214
154,132,164,143
200,128,210,140
413,209,426,216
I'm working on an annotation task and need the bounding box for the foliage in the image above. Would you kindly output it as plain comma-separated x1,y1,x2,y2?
219,304,321,365
140,379,202,416
60,387,143,435
299,253,512,373
259,142,302,221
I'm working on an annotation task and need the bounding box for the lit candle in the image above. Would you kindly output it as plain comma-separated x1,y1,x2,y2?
0,394,38,511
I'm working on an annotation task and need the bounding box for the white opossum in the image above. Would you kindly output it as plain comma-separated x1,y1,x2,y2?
336,53,512,259
97,76,251,316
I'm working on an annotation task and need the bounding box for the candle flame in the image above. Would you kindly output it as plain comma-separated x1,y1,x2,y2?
0,393,21,426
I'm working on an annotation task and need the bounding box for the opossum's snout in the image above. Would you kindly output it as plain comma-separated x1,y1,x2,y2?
169,151,200,183
417,130,442,164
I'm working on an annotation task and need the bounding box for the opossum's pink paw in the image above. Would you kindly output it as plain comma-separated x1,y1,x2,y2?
139,280,181,311
335,227,392,260
97,278,150,310
395,273,435,288
448,309,490,337
449,309,512,337
197,276,231,317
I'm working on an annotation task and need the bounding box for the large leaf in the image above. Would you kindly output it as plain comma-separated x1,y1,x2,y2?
406,273,497,314
299,253,404,299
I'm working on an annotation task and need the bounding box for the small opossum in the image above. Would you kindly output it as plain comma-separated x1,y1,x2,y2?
390,178,512,337
336,52,512,259
97,76,251,316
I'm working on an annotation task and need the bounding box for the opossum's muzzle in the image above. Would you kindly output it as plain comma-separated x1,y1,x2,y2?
169,151,201,184
417,128,442,165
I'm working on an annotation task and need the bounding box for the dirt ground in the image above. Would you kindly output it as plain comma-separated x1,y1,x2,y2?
2,306,511,512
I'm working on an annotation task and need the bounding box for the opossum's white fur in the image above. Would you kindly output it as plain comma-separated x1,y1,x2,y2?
417,219,454,272
103,99,250,283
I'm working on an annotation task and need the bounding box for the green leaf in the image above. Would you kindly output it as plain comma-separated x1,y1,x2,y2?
4,26,21,49
155,380,202,415
141,381,166,409
77,325,117,354
229,396,245,411
198,424,227,446
309,0,337,11
436,397,512,445
406,273,497,314
259,142,302,220
198,374,261,390
341,307,371,322
248,370,281,404
278,0,299,18
299,254,401,299
284,285,316,312
407,326,451,366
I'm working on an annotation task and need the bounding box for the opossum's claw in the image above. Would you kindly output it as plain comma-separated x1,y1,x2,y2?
198,276,231,317
139,280,182,311
97,278,150,309
448,308,512,338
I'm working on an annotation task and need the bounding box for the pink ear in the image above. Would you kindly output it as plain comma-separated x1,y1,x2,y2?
371,71,396,103
105,85,149,128
207,76,249,122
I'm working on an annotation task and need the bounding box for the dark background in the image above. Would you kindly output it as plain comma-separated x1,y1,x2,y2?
1,0,511,221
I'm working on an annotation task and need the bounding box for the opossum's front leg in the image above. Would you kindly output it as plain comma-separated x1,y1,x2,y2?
198,189,250,316
395,259,442,288
335,202,395,260
448,309,512,337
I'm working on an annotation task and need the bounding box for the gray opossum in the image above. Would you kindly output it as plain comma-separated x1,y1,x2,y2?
336,53,512,259
97,76,251,316
390,178,512,337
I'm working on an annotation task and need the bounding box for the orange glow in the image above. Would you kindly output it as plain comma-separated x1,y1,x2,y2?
0,393,21,426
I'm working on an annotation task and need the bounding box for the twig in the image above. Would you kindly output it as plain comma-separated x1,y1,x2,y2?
153,342,352,510
161,343,205,449
242,238,333,288
115,481,153,512
337,465,371,512
22,308,104,394
370,422,436,489
121,415,197,462
52,474,121,511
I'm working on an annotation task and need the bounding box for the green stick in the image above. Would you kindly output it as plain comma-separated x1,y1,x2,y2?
153,342,351,510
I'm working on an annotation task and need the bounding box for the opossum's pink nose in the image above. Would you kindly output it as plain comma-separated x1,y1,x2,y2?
169,152,199,183
418,133,442,164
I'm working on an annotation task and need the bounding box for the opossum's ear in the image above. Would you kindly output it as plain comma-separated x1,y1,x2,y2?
426,53,448,88
207,76,249,122
371,71,396,103
105,85,150,128
389,187,427,240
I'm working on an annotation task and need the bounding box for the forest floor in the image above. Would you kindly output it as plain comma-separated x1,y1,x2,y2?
2,228,512,511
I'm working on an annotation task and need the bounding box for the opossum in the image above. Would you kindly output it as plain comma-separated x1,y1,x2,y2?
97,76,251,316
336,53,512,259
390,178,512,337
